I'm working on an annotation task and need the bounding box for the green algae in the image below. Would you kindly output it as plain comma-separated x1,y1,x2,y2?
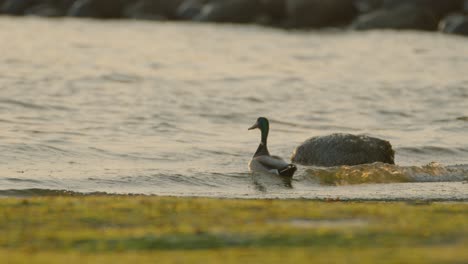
0,196,467,263
307,163,410,185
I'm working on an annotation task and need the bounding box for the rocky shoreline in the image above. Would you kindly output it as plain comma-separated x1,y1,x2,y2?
1,0,468,36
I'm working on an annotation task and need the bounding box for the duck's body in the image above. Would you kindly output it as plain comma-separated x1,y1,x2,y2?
249,155,297,177
248,117,297,177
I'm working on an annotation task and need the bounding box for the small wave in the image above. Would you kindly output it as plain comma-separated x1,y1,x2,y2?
0,188,111,197
243,96,263,103
151,122,178,133
397,146,468,155
4,178,43,184
377,110,412,118
198,113,245,123
100,73,143,84
305,162,468,185
87,147,169,161
0,99,73,111
0,118,15,124
0,99,46,110
0,143,80,160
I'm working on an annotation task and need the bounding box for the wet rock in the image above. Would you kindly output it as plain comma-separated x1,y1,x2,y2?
439,14,468,36
22,0,75,17
291,133,395,167
285,0,357,28
352,0,464,31
351,3,438,31
67,0,129,18
353,0,462,16
52,0,76,13
354,0,383,14
1,0,39,15
123,0,185,20
260,0,287,25
382,0,463,19
0,0,5,13
176,0,206,20
1,0,75,16
195,0,264,23
24,3,63,16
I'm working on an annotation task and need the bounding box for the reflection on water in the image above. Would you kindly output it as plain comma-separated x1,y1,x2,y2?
251,173,293,192
0,17,467,200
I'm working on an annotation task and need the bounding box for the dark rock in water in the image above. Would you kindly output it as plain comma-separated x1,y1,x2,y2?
177,0,206,20
195,0,264,23
439,14,468,36
53,0,79,14
351,3,438,31
285,0,357,28
291,133,395,167
25,2,63,17
67,0,129,18
382,0,463,19
354,0,383,14
352,0,463,30
260,0,287,25
1,0,39,15
2,0,75,16
355,0,463,17
123,0,185,20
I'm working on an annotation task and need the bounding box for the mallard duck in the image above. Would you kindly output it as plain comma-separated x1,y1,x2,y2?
248,117,297,177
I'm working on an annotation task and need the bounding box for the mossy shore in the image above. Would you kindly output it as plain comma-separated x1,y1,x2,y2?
1,196,467,263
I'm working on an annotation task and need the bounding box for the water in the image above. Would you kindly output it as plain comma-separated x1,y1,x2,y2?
0,17,467,200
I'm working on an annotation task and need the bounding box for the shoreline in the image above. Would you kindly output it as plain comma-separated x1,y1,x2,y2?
1,188,468,202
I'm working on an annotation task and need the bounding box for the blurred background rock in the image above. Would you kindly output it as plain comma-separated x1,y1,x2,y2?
1,0,467,36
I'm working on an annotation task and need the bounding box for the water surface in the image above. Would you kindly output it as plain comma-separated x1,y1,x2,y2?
0,17,467,200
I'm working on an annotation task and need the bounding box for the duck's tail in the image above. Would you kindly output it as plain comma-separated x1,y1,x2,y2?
279,164,297,177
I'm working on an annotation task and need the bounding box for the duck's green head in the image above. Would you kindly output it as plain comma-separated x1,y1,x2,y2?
248,117,269,143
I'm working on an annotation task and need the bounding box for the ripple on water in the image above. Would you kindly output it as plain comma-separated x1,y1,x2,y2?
0,18,467,199
99,73,143,84
397,146,465,155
